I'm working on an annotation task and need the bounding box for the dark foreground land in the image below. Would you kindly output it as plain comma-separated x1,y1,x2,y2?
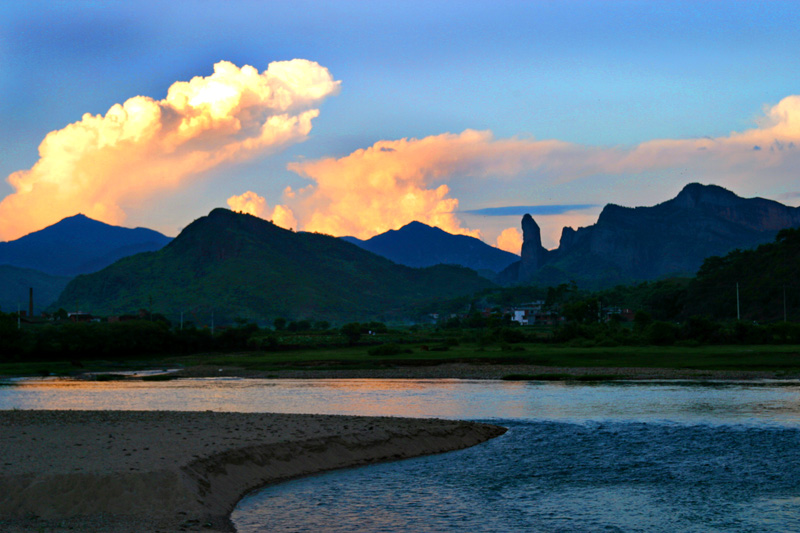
0,410,504,532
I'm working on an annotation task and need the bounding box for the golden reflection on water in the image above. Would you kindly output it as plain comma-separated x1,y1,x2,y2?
4,378,800,424
276,379,480,419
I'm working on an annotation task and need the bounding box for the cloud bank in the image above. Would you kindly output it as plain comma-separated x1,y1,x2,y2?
464,205,599,216
271,95,800,246
0,59,339,240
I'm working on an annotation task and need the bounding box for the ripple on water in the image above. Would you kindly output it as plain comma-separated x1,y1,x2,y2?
232,420,800,532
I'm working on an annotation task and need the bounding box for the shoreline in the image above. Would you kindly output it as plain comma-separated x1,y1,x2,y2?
166,362,799,381
0,410,506,532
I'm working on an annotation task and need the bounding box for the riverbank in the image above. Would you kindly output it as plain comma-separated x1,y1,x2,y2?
3,344,800,381
169,362,798,381
0,410,505,532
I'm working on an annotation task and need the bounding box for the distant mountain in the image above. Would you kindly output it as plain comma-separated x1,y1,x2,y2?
0,214,172,277
0,265,71,314
53,209,495,323
500,183,800,287
341,221,519,274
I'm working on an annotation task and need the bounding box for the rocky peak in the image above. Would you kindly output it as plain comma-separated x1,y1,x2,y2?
519,214,548,281
559,226,577,249
672,183,741,209
521,214,541,247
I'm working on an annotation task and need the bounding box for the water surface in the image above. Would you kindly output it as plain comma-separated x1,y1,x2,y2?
233,420,800,532
4,377,800,531
3,378,800,425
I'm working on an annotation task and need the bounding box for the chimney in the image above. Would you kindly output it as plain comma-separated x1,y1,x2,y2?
29,287,33,318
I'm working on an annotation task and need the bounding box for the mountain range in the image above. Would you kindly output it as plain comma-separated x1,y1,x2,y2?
341,221,518,274
500,183,800,287
5,182,799,320
0,214,172,277
53,209,494,323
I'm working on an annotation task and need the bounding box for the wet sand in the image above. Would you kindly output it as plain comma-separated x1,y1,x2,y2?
0,410,505,532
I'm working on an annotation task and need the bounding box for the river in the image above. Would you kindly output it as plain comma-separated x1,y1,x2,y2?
3,377,800,531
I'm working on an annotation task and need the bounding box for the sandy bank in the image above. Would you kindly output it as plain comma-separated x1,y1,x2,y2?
171,362,796,381
0,410,505,532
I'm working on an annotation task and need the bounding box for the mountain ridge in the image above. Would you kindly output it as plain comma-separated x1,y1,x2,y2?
501,183,800,287
53,209,495,323
341,220,519,273
0,214,172,277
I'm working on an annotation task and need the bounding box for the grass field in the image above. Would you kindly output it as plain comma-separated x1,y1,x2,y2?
201,343,800,372
3,342,800,378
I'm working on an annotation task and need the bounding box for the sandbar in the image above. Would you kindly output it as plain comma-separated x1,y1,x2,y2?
0,410,505,532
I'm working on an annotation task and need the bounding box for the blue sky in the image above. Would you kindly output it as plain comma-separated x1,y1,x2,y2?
2,1,800,250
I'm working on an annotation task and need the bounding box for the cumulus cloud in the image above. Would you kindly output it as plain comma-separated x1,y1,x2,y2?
226,191,268,217
495,227,523,255
277,95,800,244
0,59,339,240
226,190,297,230
283,129,600,239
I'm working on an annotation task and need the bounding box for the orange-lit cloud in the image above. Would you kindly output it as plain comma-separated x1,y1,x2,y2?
226,190,267,217
226,191,297,230
0,59,339,240
278,95,800,244
616,94,800,194
495,227,523,254
283,129,597,239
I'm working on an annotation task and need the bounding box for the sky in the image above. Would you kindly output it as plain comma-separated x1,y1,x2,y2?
2,1,800,252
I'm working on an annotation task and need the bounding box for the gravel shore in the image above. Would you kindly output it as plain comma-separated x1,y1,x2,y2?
0,410,505,532
171,362,798,381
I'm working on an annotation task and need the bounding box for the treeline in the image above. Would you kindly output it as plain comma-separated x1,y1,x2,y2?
604,228,800,321
550,314,800,347
435,308,800,347
0,313,394,363
0,316,252,362
443,228,800,324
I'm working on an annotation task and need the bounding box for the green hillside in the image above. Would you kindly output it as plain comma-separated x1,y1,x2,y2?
53,209,494,324
685,227,800,322
0,265,71,314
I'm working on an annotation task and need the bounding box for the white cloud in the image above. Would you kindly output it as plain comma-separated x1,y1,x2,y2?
0,59,339,240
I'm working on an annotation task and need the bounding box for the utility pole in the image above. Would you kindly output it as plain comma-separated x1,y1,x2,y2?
736,283,740,321
180,311,184,331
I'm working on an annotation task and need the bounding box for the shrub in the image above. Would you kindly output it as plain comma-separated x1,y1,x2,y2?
646,321,678,345
340,322,362,345
675,339,701,348
500,343,525,352
367,343,412,356
500,327,526,344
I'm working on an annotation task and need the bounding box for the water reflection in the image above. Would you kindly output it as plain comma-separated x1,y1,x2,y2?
3,378,800,425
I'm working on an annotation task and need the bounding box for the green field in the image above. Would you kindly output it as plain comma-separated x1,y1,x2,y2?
201,343,800,372
3,342,800,378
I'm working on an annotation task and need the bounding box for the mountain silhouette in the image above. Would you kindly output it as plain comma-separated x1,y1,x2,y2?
342,221,518,274
53,209,494,323
0,214,172,277
501,183,800,287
